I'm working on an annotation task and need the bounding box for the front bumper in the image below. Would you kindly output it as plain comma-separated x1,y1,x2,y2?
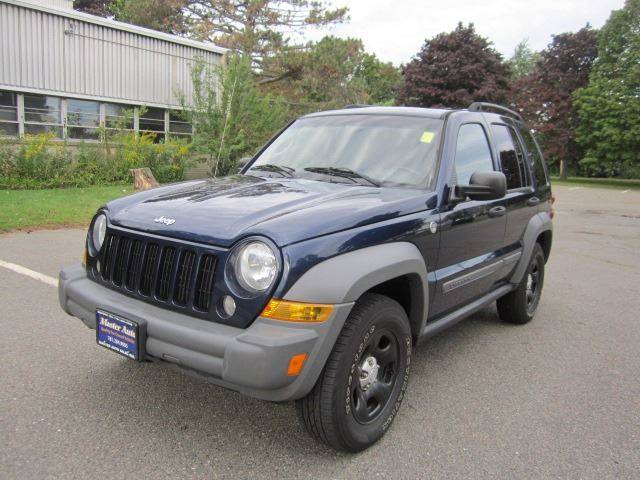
59,263,353,402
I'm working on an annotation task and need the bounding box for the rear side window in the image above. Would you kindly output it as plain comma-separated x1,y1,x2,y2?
518,127,549,186
520,128,549,185
453,124,494,185
491,124,529,189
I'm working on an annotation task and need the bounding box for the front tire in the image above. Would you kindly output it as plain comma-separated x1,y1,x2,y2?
498,243,546,324
296,293,412,452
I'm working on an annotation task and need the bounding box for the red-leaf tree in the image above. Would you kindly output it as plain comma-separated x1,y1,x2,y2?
397,23,511,108
511,27,598,179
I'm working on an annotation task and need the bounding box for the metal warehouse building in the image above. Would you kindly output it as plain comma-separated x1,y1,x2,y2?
0,0,226,142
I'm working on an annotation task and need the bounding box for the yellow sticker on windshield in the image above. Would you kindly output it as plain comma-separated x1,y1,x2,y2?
420,131,435,143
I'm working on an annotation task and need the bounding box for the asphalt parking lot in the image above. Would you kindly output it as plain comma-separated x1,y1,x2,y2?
1,185,639,479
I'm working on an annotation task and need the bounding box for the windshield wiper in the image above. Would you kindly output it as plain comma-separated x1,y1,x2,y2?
304,167,380,187
249,164,295,178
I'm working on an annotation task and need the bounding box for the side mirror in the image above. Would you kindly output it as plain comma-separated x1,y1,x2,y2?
455,171,506,201
237,156,252,173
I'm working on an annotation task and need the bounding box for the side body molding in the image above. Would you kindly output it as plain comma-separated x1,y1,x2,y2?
283,242,429,335
510,211,553,285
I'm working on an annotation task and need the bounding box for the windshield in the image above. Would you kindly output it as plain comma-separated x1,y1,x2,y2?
248,114,443,188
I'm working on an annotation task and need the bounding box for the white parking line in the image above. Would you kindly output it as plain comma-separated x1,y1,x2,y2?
0,259,57,287
622,190,630,193
569,187,583,191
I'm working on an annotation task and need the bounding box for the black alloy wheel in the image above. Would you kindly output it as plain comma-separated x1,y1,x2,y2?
296,293,412,452
350,327,400,425
497,242,546,324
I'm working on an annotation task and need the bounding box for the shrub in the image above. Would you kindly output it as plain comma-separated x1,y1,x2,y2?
0,133,193,189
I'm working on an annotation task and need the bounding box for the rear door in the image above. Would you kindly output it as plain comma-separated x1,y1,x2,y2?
516,126,553,212
489,120,537,248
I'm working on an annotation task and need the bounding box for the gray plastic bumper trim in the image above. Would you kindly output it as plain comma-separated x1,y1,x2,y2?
59,263,353,402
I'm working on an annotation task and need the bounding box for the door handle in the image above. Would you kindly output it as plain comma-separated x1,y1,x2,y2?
488,206,506,218
527,197,541,207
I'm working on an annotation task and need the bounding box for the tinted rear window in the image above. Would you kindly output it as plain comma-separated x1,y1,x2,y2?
518,127,548,186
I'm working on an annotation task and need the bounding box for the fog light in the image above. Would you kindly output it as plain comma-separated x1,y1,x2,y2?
222,295,236,317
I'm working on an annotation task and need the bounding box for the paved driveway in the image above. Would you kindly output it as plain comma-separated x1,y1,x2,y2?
1,185,639,479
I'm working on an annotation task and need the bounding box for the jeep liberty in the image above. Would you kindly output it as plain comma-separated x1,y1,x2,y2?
59,103,553,452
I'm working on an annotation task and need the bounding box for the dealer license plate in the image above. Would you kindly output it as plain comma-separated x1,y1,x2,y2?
96,310,140,360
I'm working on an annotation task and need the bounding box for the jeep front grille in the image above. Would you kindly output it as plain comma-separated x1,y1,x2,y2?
94,230,217,314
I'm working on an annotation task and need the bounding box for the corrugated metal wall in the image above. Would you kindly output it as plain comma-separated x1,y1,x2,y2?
0,1,223,107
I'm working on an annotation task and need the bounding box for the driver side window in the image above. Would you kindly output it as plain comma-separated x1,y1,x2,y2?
453,123,494,185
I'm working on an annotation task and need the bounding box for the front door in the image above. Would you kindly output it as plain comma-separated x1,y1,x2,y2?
431,122,507,316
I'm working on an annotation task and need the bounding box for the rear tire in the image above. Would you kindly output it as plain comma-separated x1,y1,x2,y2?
498,243,545,324
296,293,412,452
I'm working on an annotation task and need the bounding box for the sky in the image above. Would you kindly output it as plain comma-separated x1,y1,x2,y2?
303,0,626,65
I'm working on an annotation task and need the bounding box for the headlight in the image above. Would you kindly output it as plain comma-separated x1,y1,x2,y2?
233,241,278,293
91,213,107,252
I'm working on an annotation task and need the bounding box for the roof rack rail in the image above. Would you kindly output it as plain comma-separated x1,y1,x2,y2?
468,102,523,121
343,104,371,109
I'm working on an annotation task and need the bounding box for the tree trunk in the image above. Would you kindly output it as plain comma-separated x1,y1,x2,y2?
130,167,159,190
559,159,568,180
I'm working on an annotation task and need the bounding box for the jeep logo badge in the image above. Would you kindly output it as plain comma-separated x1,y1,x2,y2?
154,216,176,225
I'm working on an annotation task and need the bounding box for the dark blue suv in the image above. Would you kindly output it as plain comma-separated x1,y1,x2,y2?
59,103,553,452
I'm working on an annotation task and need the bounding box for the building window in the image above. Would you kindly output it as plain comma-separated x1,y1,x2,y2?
0,91,19,136
66,99,101,140
104,103,134,131
24,94,63,138
139,107,166,142
169,110,192,139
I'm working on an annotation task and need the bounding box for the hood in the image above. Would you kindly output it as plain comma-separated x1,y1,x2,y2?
107,175,437,248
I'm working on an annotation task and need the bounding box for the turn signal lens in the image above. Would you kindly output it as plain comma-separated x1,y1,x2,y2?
261,299,333,323
287,353,308,376
82,248,88,266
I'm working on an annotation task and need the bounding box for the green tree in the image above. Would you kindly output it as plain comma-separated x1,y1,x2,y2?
111,0,188,34
186,55,289,176
261,36,401,110
73,0,112,17
574,0,640,178
507,39,540,80
359,53,402,105
511,27,598,179
397,23,511,108
74,0,188,34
